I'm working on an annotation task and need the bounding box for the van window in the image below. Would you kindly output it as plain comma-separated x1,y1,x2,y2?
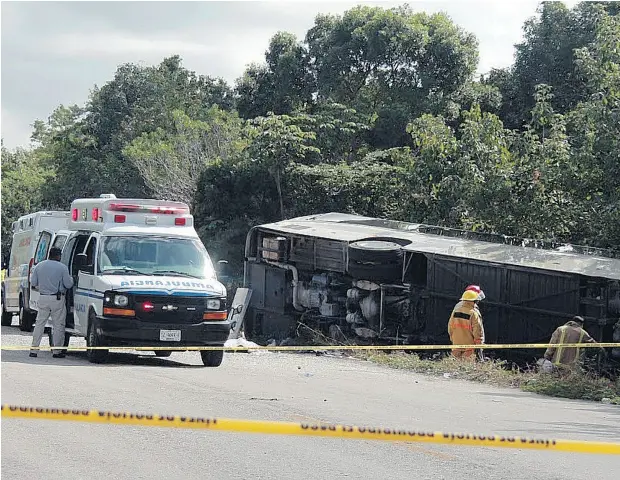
61,237,77,268
34,232,52,265
63,234,89,276
51,234,68,251
84,237,98,267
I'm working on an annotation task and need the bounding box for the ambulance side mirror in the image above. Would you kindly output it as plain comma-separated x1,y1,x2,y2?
216,260,232,280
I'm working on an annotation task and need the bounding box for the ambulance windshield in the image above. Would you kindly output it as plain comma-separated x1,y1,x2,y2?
98,236,216,279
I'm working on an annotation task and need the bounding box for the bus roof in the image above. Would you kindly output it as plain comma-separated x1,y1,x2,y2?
257,213,620,281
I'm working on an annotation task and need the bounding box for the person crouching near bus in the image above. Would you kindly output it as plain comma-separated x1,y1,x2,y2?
448,288,485,360
543,316,602,371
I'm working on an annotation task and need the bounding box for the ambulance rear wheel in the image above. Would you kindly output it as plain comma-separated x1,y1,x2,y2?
1,301,12,326
87,314,108,364
200,349,224,367
18,298,35,332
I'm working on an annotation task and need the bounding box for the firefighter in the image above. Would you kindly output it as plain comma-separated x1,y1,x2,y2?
448,289,485,360
543,316,600,369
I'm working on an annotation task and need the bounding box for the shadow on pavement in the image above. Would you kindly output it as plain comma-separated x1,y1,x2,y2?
502,419,620,439
0,349,205,369
1,325,32,337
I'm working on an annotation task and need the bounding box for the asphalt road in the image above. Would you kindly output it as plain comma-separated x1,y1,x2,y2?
2,320,619,480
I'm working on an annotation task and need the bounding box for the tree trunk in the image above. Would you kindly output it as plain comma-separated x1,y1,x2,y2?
275,168,285,220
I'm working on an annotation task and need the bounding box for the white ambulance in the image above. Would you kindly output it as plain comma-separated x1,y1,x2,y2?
57,194,230,366
1,211,71,330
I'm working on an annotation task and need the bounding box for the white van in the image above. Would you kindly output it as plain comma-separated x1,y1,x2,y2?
1,211,70,330
56,195,230,367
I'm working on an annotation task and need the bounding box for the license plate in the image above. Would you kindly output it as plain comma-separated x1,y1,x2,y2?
160,330,181,342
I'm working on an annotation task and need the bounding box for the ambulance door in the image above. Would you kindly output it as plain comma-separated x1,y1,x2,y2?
60,231,86,329
74,234,100,336
28,230,54,312
29,229,66,312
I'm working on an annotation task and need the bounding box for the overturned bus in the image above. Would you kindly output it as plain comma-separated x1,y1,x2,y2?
241,213,620,361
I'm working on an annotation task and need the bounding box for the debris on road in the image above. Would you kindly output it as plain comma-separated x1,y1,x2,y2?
224,335,266,353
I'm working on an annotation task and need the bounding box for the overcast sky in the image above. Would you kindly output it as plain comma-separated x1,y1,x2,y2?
1,0,578,149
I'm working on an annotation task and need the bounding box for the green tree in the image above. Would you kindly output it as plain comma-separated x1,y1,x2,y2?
235,32,314,119
566,13,620,248
88,56,234,150
298,102,371,163
123,107,245,205
489,1,618,129
306,5,479,146
1,144,55,250
246,113,320,219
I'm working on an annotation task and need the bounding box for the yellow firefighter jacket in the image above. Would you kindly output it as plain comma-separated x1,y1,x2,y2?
448,300,485,358
544,321,596,366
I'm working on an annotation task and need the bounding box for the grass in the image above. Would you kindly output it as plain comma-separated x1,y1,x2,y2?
358,351,620,404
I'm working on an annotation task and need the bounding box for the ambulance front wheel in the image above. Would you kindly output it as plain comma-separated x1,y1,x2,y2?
87,313,109,364
200,349,224,367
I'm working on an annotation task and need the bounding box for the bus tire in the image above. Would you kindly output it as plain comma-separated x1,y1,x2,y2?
347,261,402,283
348,241,403,264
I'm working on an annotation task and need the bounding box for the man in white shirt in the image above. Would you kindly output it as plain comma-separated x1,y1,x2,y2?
30,247,74,358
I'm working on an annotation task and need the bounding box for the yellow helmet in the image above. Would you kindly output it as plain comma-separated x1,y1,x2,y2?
460,290,480,302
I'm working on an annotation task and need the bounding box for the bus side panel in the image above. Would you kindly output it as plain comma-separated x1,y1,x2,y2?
245,261,293,340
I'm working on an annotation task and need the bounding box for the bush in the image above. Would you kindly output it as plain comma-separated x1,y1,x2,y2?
521,371,620,403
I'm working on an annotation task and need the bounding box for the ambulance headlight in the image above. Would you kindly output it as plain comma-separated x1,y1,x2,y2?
114,295,129,307
206,299,221,310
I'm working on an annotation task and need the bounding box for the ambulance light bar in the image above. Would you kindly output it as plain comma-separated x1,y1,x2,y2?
69,198,192,229
108,203,189,214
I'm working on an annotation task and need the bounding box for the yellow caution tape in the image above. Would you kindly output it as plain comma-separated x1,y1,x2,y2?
2,342,619,352
2,404,618,455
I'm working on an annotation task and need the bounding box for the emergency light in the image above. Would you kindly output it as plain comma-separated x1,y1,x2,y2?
108,203,189,215
141,301,155,311
69,197,194,232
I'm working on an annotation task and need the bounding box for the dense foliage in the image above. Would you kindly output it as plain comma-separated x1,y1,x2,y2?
2,2,619,271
